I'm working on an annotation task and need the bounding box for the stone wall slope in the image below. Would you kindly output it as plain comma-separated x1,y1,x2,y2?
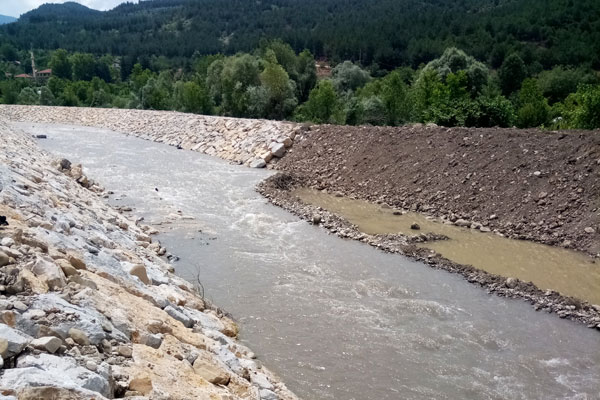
0,119,297,400
0,105,301,168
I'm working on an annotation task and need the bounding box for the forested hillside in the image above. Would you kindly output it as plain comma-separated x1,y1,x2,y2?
1,0,599,70
0,15,17,25
0,0,598,130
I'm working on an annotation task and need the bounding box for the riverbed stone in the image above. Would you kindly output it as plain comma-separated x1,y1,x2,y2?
0,251,10,267
0,325,31,358
193,359,230,385
68,328,90,346
129,376,153,395
30,336,62,354
250,159,267,169
260,389,279,400
505,277,518,289
32,257,67,290
164,306,193,328
8,353,111,397
125,263,150,285
56,259,79,277
0,238,14,247
67,254,87,270
270,143,286,158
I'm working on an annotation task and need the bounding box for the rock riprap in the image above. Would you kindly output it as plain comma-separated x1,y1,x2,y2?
0,105,302,168
0,119,297,399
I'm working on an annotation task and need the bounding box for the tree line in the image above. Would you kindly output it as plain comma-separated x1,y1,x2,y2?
1,44,598,129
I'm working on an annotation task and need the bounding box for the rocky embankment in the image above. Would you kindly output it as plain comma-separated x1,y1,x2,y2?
0,120,297,399
0,105,301,168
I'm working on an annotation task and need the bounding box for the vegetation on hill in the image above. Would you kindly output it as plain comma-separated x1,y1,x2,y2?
2,0,600,71
0,15,17,25
0,0,598,129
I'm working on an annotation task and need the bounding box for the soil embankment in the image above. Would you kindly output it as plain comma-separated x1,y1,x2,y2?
0,120,297,399
274,124,600,255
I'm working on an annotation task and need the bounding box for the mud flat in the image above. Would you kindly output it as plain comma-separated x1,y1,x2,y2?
0,120,297,399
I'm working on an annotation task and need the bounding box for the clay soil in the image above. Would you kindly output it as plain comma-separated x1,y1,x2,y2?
273,124,600,255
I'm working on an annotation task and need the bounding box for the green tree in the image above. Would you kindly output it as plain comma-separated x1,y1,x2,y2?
560,84,600,129
17,87,39,105
130,63,154,92
332,61,371,93
0,80,21,104
537,66,599,104
208,54,261,116
499,53,527,96
39,86,56,105
295,80,341,123
173,80,212,114
296,50,317,102
260,57,298,119
516,78,550,128
0,43,17,61
71,53,96,81
420,47,489,95
49,49,73,80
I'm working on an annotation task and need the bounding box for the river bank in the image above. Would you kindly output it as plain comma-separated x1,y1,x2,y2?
0,120,298,399
273,124,600,256
0,106,598,328
0,105,300,168
256,121,600,328
257,173,600,328
19,122,600,399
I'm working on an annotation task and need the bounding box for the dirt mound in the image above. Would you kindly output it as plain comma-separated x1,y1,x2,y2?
274,124,600,254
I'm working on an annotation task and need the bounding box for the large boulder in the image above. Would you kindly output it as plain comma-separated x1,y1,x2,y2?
0,324,32,359
164,306,193,328
5,354,111,398
192,359,230,385
122,262,150,285
31,257,67,291
269,142,286,158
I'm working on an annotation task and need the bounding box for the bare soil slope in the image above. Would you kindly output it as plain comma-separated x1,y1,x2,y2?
275,124,600,254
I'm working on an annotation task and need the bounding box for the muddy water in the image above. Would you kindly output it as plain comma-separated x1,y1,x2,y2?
25,122,600,400
295,188,600,305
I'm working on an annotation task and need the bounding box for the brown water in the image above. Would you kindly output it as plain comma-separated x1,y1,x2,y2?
30,122,600,400
294,188,600,304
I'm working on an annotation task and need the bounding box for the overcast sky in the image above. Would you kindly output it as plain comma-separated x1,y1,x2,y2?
0,0,137,18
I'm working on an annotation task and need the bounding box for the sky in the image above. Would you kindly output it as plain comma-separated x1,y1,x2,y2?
0,0,137,18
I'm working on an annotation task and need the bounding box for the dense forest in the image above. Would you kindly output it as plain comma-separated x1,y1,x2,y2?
2,0,600,71
0,0,598,129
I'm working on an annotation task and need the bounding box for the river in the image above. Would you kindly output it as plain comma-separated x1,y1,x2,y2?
22,122,600,400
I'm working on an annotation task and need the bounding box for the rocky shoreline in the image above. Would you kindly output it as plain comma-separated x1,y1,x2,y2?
0,120,298,399
257,173,600,330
